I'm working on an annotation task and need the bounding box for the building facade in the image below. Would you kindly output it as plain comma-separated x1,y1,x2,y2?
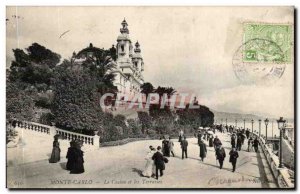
114,19,144,95
71,19,144,96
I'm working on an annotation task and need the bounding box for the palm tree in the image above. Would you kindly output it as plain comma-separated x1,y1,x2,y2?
140,82,154,100
154,86,177,106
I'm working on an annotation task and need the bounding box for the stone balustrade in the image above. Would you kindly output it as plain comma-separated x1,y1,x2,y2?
250,132,294,188
11,120,100,148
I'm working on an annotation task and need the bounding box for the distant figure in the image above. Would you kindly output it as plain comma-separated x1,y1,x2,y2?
142,146,156,178
198,139,207,162
180,136,188,159
49,136,61,163
246,129,250,139
229,147,239,172
253,137,259,152
231,135,236,148
66,140,76,170
215,145,226,169
179,130,184,142
236,136,242,151
162,137,170,157
247,137,253,152
168,137,175,157
70,140,84,174
197,132,202,145
209,135,214,147
213,135,222,150
241,133,245,145
152,146,166,180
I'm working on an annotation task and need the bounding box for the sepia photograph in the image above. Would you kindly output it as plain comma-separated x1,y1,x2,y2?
5,6,295,189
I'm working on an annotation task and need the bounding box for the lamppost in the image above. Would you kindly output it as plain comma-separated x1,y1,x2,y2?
264,118,269,142
243,119,246,130
251,119,254,134
221,118,223,125
277,117,286,168
235,119,237,127
258,119,261,138
226,118,227,126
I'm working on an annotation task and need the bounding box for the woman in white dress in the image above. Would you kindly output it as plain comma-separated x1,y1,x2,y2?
142,146,156,178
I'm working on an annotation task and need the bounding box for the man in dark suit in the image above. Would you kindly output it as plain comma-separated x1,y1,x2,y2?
229,147,239,172
180,136,188,159
152,146,165,180
253,137,259,152
215,144,226,169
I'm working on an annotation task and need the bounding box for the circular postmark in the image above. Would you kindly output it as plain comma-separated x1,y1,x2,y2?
232,38,286,85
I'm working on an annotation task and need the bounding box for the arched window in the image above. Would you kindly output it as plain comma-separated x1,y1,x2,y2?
121,45,125,52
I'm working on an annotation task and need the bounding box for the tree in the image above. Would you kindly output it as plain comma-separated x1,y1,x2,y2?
154,86,176,107
137,111,152,134
77,45,118,95
6,81,35,121
140,82,154,100
176,104,214,129
8,43,61,92
51,67,104,135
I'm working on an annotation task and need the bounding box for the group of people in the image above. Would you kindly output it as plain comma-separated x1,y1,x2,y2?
49,136,85,174
142,145,168,180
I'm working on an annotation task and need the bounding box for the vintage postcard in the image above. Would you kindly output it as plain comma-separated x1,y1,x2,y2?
6,6,295,189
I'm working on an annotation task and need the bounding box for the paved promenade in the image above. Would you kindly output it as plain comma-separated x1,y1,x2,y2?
7,130,277,188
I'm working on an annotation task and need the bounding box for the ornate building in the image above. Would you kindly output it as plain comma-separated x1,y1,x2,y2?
114,19,144,95
71,19,144,96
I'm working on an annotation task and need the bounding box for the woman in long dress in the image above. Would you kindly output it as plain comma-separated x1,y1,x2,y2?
49,136,61,163
142,146,156,178
70,140,85,174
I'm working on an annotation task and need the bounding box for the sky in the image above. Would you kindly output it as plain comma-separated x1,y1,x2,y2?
6,6,294,119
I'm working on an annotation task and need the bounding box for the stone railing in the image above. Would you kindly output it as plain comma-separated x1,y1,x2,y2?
251,132,294,188
15,121,51,134
11,121,100,148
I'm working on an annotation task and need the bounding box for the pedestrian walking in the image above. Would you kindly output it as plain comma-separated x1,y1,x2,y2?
253,137,259,152
179,130,184,142
213,135,221,150
180,136,188,159
162,137,170,157
229,147,239,172
142,146,156,178
247,137,253,152
236,135,242,151
198,139,207,162
152,146,167,180
215,145,226,169
66,140,76,170
168,137,175,157
70,140,85,174
231,135,236,148
49,135,61,163
246,129,250,139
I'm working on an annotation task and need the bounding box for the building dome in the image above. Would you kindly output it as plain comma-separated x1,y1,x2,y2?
132,52,142,59
117,33,131,41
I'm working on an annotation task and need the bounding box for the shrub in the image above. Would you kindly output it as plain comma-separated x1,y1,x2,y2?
39,112,55,125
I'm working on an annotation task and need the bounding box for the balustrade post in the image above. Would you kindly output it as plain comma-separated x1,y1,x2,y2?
93,134,100,148
49,126,57,136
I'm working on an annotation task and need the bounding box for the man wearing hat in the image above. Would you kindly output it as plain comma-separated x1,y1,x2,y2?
152,146,166,180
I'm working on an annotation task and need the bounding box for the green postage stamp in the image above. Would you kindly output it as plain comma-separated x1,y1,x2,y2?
243,23,293,63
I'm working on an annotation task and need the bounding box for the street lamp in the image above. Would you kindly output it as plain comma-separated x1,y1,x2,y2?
226,118,227,126
243,119,246,130
221,118,223,125
258,119,262,138
277,117,286,168
264,118,269,142
251,119,254,134
235,119,237,127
